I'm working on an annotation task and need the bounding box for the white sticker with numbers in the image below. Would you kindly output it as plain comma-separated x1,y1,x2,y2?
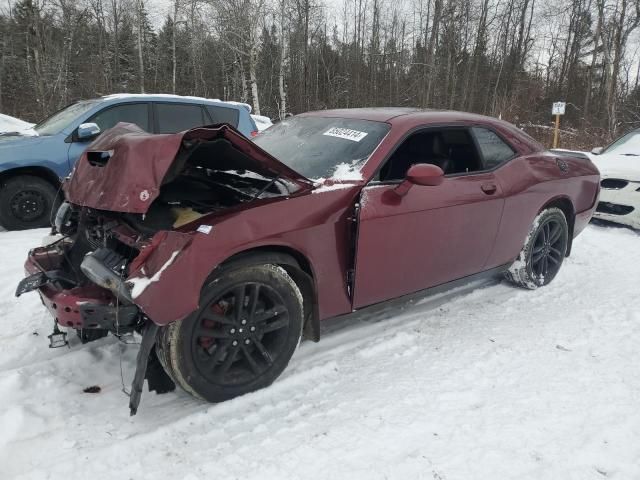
323,127,368,142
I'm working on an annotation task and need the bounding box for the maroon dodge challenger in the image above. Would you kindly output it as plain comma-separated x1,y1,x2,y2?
16,108,600,414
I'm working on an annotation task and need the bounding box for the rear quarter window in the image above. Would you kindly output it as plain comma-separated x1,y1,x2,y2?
472,127,515,169
206,105,240,127
156,103,207,133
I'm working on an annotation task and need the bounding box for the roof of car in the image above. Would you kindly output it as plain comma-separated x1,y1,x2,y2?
99,94,252,112
301,107,506,125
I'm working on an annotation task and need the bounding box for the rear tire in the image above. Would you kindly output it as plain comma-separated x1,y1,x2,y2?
156,263,304,402
0,175,60,230
505,207,569,289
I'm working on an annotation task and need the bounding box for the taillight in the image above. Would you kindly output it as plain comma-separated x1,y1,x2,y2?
250,130,259,137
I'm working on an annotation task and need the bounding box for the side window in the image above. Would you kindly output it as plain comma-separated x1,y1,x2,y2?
206,105,240,127
89,103,150,132
471,127,515,169
156,103,207,133
378,128,483,181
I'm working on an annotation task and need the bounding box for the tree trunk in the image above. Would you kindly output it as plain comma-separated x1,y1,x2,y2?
249,44,261,115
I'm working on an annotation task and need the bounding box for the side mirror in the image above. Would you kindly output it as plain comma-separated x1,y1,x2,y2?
394,163,444,197
591,147,603,155
77,123,101,141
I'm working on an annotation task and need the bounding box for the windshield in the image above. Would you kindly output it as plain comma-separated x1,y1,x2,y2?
603,130,640,156
34,100,98,136
253,116,390,180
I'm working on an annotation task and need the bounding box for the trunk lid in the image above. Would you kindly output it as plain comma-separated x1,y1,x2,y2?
65,122,313,213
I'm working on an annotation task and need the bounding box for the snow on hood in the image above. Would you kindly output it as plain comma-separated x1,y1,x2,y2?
0,114,36,136
64,122,313,213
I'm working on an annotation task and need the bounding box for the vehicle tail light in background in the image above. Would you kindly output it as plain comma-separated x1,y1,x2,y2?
251,130,259,137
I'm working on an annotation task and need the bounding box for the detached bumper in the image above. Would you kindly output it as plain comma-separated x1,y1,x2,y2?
19,244,140,332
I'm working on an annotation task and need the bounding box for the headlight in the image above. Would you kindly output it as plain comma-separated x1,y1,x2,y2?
54,201,75,234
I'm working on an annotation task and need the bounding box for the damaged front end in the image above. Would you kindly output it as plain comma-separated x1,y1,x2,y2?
16,122,312,414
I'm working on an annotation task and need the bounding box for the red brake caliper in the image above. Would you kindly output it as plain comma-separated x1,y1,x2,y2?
198,303,227,349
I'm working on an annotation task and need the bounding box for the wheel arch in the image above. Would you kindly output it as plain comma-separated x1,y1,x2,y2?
0,165,62,189
539,196,575,256
214,245,321,342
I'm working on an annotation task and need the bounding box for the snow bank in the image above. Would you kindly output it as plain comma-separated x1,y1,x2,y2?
2,225,640,479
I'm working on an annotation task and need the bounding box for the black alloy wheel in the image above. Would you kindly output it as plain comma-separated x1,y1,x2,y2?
505,207,569,289
156,264,304,402
191,282,291,386
529,217,567,282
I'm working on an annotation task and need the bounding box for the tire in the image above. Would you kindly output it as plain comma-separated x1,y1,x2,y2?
156,263,304,402
0,175,61,230
505,207,569,289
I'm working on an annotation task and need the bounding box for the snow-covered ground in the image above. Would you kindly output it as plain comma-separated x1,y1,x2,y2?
1,224,639,480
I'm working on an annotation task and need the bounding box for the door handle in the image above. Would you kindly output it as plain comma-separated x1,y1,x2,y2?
481,183,497,195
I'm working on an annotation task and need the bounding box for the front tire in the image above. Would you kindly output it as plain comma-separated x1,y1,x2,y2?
156,264,304,402
505,207,569,289
0,175,60,230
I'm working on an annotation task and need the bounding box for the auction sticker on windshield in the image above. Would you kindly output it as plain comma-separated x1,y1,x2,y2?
323,127,368,142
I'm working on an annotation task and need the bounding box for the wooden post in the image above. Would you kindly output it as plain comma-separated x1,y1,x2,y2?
553,114,560,148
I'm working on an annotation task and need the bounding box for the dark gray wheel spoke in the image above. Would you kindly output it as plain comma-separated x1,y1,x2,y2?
549,246,563,261
549,223,562,243
254,305,287,324
241,345,262,374
532,249,545,263
261,316,289,334
532,243,544,254
548,253,560,265
233,285,246,323
197,326,232,339
214,345,240,378
202,313,236,326
542,256,549,276
252,337,274,365
248,284,260,319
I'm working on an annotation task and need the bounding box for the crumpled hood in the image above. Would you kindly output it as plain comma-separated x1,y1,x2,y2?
64,122,313,213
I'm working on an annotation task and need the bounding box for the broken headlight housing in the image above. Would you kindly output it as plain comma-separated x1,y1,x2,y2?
54,201,77,235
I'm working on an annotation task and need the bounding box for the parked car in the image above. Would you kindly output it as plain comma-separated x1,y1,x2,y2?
16,109,600,413
588,129,640,229
0,94,258,231
0,113,35,133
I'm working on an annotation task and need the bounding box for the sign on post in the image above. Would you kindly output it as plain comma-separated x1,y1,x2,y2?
552,102,566,115
552,102,566,148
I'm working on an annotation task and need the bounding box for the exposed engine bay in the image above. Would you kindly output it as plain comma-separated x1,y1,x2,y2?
18,132,299,339
15,123,315,414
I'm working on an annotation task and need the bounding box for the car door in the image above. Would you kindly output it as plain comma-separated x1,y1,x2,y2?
67,102,151,170
352,126,506,309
